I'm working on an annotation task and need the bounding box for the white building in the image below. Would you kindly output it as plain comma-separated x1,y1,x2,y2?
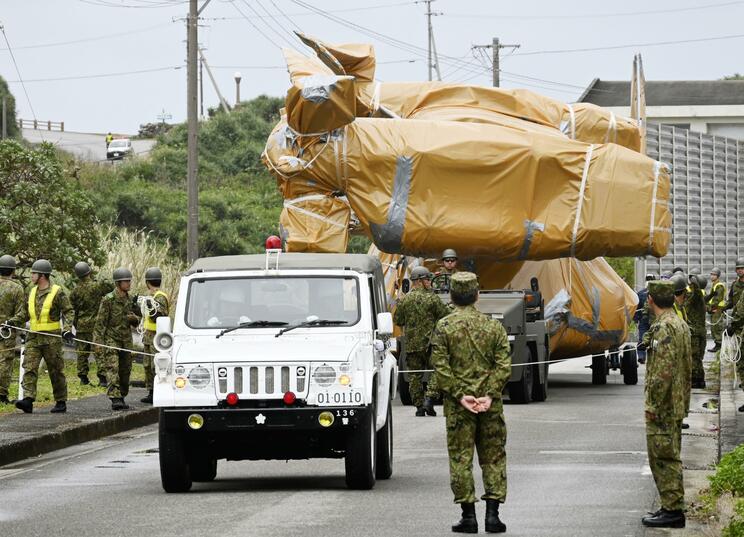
578,79,744,140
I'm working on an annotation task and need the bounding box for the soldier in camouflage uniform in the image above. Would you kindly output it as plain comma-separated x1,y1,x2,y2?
394,266,449,416
94,267,139,410
430,272,511,534
0,255,26,404
727,259,744,386
706,268,727,351
725,278,744,412
684,273,707,388
16,259,74,414
140,267,169,404
70,261,114,386
641,280,691,529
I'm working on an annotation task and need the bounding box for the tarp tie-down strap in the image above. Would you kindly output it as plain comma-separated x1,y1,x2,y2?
570,144,594,258
647,160,662,254
284,195,348,229
605,111,617,144
371,81,381,114
566,103,576,139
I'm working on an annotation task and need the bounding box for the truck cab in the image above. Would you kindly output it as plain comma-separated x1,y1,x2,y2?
153,252,398,492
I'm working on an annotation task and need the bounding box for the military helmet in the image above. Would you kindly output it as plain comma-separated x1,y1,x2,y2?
672,266,685,275
145,267,162,281
671,274,687,294
695,275,709,290
409,266,431,281
710,267,722,277
689,267,701,276
112,267,133,282
736,257,744,269
74,261,92,279
645,273,656,282
660,270,673,280
0,255,16,270
441,248,458,260
31,259,52,275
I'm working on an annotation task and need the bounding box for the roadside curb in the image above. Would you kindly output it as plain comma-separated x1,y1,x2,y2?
0,396,158,468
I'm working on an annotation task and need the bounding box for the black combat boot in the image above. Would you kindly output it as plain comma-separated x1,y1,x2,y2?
485,499,506,533
111,398,130,411
140,391,153,404
97,375,108,388
641,508,685,528
0,395,9,404
15,397,33,413
452,502,477,533
50,401,67,413
415,406,426,417
423,397,437,416
78,375,90,385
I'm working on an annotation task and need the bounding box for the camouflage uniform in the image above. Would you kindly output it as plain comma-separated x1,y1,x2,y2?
23,284,73,401
94,290,138,400
644,281,691,512
394,286,449,408
430,272,511,504
142,290,169,391
729,291,744,383
0,276,26,398
729,280,744,381
70,276,114,379
684,287,707,384
707,281,727,347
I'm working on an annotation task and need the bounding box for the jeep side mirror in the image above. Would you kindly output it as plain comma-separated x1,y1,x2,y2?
401,278,410,294
376,311,393,337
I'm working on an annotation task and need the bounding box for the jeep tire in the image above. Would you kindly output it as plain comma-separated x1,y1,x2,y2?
345,401,377,490
375,397,393,480
159,411,192,492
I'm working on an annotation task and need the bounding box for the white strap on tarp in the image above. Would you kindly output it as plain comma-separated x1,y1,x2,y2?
570,144,594,258
648,160,662,253
371,82,381,114
566,103,576,139
284,196,348,229
605,111,617,144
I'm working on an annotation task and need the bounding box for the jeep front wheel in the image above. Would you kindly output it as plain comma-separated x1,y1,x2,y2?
159,411,192,493
345,405,377,490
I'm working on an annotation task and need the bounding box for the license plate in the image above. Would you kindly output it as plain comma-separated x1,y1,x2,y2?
114,152,120,156
317,390,363,405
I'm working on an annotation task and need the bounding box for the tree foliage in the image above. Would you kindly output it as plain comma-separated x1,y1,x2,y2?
0,140,104,271
0,75,19,139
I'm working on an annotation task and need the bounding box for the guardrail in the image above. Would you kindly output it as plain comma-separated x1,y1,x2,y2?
18,119,65,132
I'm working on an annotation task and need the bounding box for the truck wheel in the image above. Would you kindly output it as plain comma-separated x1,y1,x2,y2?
532,362,548,402
375,399,393,480
398,373,412,406
621,348,638,385
190,455,217,482
159,411,192,493
508,364,533,404
591,355,607,385
345,403,377,489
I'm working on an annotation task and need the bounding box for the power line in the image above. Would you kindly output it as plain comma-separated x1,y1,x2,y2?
5,65,183,83
242,0,300,50
77,0,187,8
447,0,744,20
268,0,303,33
229,0,284,50
0,22,174,51
514,32,744,56
201,2,418,21
0,24,40,135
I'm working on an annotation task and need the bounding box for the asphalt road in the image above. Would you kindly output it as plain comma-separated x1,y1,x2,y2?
22,128,155,162
0,359,655,537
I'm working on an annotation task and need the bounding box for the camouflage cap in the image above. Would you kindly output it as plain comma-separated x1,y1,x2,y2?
450,271,479,294
648,280,674,302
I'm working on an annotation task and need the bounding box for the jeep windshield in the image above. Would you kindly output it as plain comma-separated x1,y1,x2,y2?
185,276,361,330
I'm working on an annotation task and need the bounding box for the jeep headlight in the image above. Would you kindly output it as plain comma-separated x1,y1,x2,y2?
188,367,211,389
312,365,336,387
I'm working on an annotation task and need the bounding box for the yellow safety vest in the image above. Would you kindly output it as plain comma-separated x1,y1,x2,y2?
708,282,727,308
673,302,688,323
29,284,62,332
143,290,168,332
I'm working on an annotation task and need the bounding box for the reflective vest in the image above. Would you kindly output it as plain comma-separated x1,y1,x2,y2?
29,284,62,332
143,290,168,332
708,282,727,308
673,302,688,323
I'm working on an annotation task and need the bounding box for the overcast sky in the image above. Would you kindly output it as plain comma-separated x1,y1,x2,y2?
1,0,743,134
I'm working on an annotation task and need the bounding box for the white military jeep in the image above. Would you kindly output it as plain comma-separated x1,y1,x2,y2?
153,252,398,492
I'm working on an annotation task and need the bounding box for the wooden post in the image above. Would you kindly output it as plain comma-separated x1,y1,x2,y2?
60,121,64,132
33,119,37,129
47,120,51,130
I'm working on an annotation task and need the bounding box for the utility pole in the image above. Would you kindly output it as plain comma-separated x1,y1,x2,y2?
1,97,6,139
199,55,204,119
472,37,520,87
418,0,442,81
234,71,242,106
186,0,199,263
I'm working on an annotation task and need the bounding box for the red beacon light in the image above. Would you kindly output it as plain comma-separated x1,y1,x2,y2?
283,391,296,405
225,392,239,406
265,235,282,250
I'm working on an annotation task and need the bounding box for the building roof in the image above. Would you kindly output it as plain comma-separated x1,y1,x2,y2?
578,79,744,107
187,253,382,275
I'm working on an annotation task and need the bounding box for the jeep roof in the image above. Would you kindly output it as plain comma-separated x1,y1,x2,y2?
186,253,383,277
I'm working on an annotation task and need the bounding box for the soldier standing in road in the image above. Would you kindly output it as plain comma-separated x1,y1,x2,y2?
70,261,114,386
725,280,744,412
706,268,727,352
0,255,26,405
671,275,688,323
105,132,113,148
641,280,691,529
94,268,139,411
684,272,707,389
634,273,655,364
140,267,169,404
394,266,449,416
726,258,744,312
430,272,511,534
439,249,459,275
16,260,74,414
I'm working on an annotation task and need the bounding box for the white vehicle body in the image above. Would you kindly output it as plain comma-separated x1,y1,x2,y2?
106,138,133,160
154,252,398,492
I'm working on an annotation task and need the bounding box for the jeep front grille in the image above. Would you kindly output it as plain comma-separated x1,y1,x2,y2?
215,364,308,398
